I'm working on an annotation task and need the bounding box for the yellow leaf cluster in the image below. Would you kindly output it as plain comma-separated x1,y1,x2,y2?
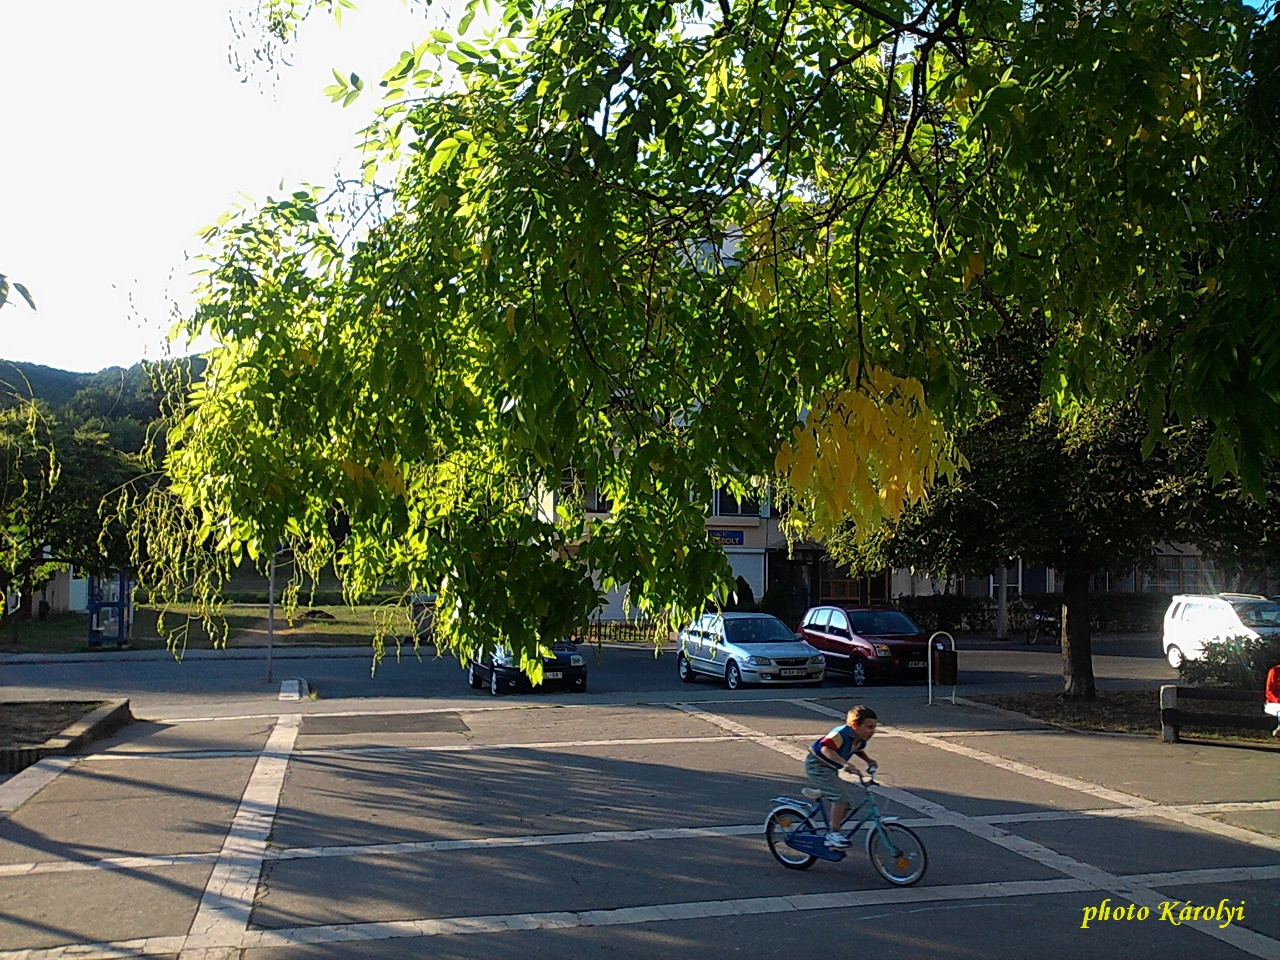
961,252,984,291
376,458,408,498
775,366,958,541
340,459,374,484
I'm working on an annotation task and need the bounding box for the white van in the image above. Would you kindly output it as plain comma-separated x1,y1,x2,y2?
1162,593,1280,668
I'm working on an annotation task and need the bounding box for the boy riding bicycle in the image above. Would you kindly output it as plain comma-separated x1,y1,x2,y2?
805,705,878,848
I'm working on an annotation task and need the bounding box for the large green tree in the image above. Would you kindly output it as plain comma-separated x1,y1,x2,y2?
839,325,1211,696
145,0,1278,667
0,401,143,624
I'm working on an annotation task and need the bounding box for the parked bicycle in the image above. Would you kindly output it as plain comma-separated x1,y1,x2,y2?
1025,605,1061,645
764,765,927,885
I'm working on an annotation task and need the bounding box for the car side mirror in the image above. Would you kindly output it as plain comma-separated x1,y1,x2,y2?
795,631,804,640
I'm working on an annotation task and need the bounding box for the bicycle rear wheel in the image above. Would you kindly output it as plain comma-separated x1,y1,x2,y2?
765,807,818,870
867,823,927,886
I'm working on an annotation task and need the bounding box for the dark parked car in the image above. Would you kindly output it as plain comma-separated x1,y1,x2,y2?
797,606,928,686
467,640,588,695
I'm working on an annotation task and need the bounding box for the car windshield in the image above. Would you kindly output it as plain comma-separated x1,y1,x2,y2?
723,617,795,644
849,610,920,635
1229,600,1280,627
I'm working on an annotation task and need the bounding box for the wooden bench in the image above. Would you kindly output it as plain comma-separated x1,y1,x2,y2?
1159,685,1276,743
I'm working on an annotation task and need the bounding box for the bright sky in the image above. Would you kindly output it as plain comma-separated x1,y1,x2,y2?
0,1,449,373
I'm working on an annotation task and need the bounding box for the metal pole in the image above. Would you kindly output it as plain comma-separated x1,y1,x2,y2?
266,554,276,684
996,566,1008,639
927,630,956,706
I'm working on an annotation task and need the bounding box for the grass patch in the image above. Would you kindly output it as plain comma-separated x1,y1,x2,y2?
969,689,1278,742
0,604,417,655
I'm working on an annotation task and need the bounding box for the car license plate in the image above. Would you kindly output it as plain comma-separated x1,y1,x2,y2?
909,660,925,669
545,671,563,680
780,668,807,677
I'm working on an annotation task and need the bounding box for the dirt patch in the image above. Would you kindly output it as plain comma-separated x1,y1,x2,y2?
969,689,1278,742
0,701,104,750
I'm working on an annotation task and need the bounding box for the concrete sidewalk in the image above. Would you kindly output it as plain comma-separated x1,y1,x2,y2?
0,690,1275,959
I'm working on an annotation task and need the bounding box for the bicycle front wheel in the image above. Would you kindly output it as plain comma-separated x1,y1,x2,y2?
868,823,927,886
765,807,818,870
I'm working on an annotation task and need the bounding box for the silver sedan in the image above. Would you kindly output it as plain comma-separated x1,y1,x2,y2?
677,612,825,689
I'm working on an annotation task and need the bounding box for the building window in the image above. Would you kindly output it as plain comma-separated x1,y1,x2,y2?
584,486,613,514
1150,554,1216,594
714,487,760,517
561,471,613,514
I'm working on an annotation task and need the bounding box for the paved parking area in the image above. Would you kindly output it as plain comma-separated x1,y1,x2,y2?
0,693,1277,959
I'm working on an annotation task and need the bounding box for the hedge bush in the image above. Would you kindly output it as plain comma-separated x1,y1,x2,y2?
896,592,1170,635
1179,635,1280,690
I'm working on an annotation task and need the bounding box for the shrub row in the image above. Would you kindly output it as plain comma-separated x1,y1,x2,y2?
1179,635,1280,690
896,592,1171,635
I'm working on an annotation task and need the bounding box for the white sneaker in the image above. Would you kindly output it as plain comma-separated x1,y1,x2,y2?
824,831,851,849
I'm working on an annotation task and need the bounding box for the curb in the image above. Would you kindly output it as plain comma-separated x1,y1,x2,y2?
0,699,133,775
0,646,376,666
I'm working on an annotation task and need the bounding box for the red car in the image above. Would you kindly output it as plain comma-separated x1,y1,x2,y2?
796,606,929,686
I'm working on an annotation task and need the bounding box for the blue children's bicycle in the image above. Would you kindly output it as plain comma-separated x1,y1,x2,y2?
765,766,927,885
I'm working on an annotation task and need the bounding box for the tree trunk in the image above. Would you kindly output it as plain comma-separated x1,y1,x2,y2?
1060,566,1096,699
17,586,34,620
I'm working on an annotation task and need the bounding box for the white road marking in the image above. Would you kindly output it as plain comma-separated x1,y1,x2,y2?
150,694,867,725
0,852,222,878
3,798,1276,876
2,865,1276,958
681,702,1280,960
236,877,1098,949
81,733,746,762
0,934,187,958
3,697,1276,958
265,824,763,861
789,698,1280,852
922,727,1064,737
982,800,1280,825
178,713,300,959
790,699,1163,808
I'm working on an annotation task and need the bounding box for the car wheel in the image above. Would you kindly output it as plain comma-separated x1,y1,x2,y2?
850,657,870,687
678,654,697,683
1166,645,1184,669
725,661,743,690
468,663,483,689
489,671,502,696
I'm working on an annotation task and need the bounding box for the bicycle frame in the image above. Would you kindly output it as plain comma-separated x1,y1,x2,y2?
769,781,902,861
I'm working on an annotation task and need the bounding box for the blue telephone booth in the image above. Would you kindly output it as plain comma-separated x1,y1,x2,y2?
88,569,131,648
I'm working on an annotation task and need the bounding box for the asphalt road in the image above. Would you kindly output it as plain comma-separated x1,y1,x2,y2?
0,635,1177,715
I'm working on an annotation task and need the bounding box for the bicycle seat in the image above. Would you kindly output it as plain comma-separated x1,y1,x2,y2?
801,788,824,800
